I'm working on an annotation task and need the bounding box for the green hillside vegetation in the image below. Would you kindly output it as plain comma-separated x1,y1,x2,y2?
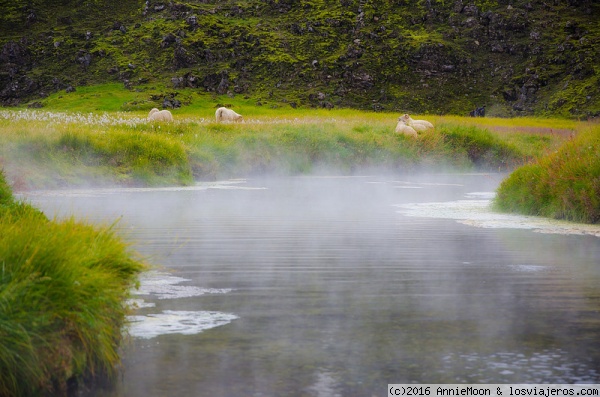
0,170,146,396
1,0,599,117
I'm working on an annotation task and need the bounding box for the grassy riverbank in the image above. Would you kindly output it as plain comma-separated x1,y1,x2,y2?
0,104,578,190
0,171,146,396
495,124,600,224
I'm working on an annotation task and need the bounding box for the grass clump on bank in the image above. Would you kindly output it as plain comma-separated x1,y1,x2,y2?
57,128,193,185
495,126,600,224
437,124,525,169
0,110,194,188
0,170,146,396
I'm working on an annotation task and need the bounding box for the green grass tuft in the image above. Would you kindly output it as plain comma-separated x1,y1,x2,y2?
0,171,13,206
438,124,525,169
494,126,600,223
0,170,146,395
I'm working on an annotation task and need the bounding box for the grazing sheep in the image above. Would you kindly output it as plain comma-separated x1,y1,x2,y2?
215,107,243,122
399,114,434,130
395,118,418,137
148,108,174,122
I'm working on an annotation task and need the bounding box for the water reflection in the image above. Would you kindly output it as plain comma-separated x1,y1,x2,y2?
21,173,600,396
440,350,598,383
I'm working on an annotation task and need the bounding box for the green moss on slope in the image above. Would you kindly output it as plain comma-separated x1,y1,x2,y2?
1,0,599,116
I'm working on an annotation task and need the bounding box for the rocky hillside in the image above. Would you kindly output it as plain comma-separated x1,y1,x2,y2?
1,0,598,117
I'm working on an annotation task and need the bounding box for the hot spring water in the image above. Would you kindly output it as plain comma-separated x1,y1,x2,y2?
22,173,600,396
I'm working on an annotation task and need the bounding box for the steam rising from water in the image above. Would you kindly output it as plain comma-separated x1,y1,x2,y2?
24,179,266,198
19,173,600,390
396,192,600,238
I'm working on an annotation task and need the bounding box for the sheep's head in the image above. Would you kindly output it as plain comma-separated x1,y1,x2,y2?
399,114,411,123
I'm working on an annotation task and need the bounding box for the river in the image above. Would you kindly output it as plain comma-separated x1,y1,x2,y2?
22,173,600,396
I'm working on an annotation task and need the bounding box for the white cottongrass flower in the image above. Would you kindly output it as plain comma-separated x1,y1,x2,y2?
0,109,146,128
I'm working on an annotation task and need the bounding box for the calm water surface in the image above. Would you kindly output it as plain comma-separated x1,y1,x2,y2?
22,173,600,396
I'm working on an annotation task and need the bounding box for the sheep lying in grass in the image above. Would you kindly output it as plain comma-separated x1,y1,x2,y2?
148,108,174,122
399,114,434,131
215,107,243,123
395,118,418,137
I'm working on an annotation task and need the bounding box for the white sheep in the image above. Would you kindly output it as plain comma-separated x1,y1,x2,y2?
395,118,418,137
215,107,243,123
399,114,434,130
148,108,174,122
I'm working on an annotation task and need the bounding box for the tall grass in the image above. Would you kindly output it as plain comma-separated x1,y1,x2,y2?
0,112,194,188
0,170,146,396
437,124,525,169
0,172,12,205
495,125,600,223
186,121,432,176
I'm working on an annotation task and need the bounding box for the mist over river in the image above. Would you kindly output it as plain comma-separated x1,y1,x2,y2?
21,173,600,396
